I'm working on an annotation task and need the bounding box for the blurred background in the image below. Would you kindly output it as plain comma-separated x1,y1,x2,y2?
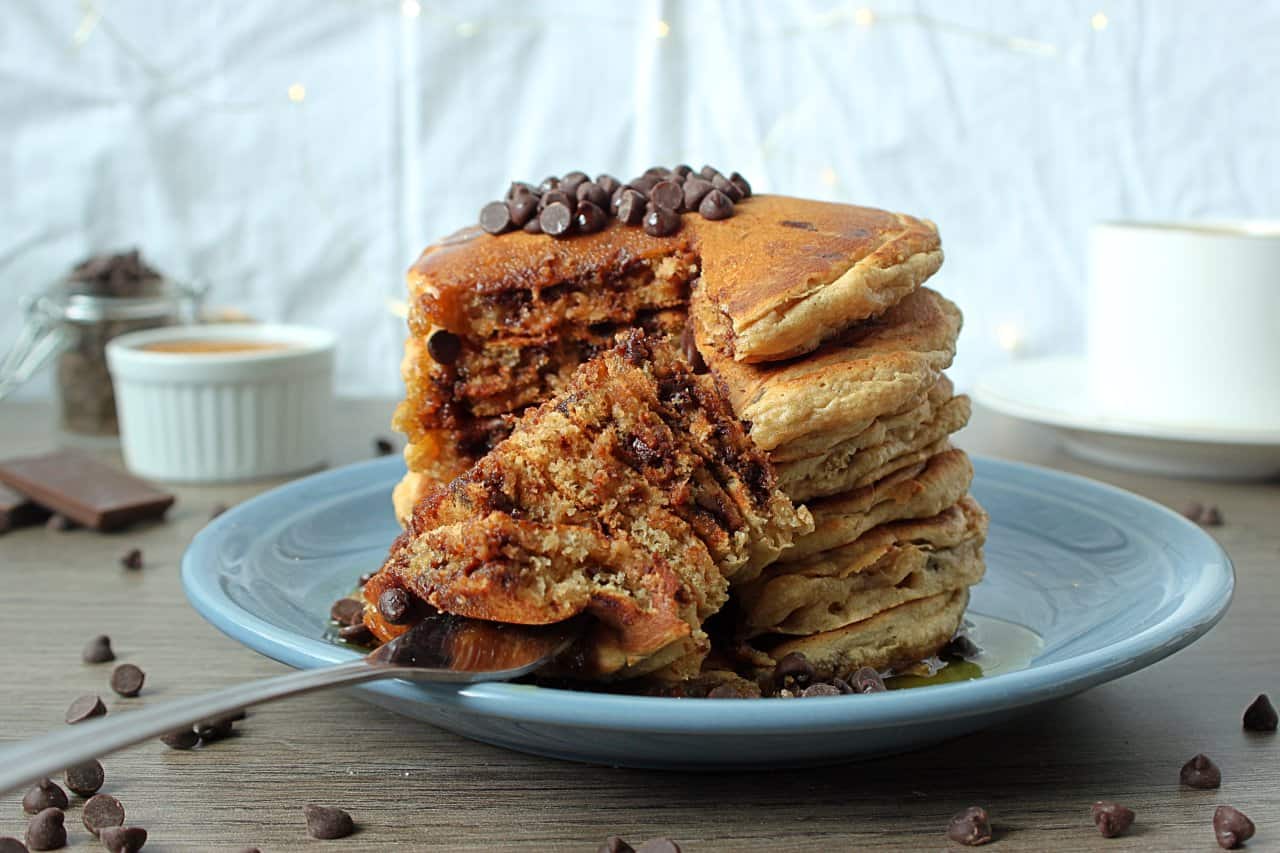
3,0,1278,398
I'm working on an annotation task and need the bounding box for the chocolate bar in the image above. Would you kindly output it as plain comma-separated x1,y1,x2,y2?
0,451,174,531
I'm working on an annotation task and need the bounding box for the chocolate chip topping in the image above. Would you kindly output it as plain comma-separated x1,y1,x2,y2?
303,804,354,840
83,793,126,836
698,189,734,221
649,180,684,212
479,201,513,235
773,652,814,690
1243,692,1278,731
65,694,106,724
65,759,105,797
110,663,145,697
22,779,68,815
160,727,200,750
575,201,608,234
576,181,611,210
426,329,461,364
82,635,115,664
1091,802,1135,838
1214,805,1255,849
378,588,413,624
946,806,993,846
1179,752,1222,788
595,174,621,195
99,826,147,853
643,206,681,237
338,622,374,644
728,171,752,198
120,548,143,570
330,597,364,627
508,194,538,227
24,808,66,851
539,201,575,237
681,177,712,210
615,190,647,225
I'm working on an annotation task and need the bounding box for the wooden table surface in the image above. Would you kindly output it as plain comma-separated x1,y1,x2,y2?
0,399,1276,852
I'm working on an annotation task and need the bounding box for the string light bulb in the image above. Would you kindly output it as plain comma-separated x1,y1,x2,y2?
653,19,671,39
1091,12,1109,30
820,166,839,187
995,322,1023,353
854,8,875,28
287,83,306,103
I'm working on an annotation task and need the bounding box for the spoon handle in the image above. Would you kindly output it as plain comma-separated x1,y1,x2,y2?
0,658,382,795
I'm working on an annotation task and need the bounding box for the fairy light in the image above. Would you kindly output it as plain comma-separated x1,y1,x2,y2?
995,322,1023,353
400,0,421,18
1090,12,1109,30
653,19,671,38
287,83,307,103
854,8,875,28
820,166,839,187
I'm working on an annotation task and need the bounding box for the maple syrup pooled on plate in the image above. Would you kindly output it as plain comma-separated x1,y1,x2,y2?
139,339,294,354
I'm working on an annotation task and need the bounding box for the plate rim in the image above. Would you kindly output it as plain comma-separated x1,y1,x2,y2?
182,455,1235,735
974,355,1280,445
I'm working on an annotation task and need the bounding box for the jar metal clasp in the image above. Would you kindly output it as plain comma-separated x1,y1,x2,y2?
0,295,69,402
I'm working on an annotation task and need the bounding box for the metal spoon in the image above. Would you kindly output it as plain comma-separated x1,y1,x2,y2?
0,614,583,795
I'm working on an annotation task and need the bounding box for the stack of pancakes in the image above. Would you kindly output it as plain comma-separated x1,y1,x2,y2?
374,189,986,687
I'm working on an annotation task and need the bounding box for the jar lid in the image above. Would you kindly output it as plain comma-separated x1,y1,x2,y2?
58,288,184,322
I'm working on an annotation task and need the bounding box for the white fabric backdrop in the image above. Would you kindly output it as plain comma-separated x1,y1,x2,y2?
3,0,1278,400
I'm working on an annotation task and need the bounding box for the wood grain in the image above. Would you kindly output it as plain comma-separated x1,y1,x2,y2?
0,400,1276,852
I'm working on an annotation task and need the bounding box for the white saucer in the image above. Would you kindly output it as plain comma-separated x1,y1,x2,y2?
973,356,1280,480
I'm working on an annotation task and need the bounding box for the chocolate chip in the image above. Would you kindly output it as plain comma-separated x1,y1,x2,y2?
649,180,685,212
46,514,74,531
1243,693,1278,731
698,189,734,221
64,759,104,797
83,793,125,837
1091,802,1135,838
643,205,681,237
598,836,634,853
539,189,574,212
373,437,395,457
303,804,354,840
595,174,621,196
635,839,681,853
24,808,66,851
576,181,611,211
698,164,721,180
615,190,647,225
236,848,262,853
1214,805,1255,849
673,164,694,178
944,634,982,659
522,216,542,234
505,181,536,201
0,837,27,853
330,597,364,626
706,684,746,699
82,635,115,664
359,571,375,586
508,194,538,227
575,201,608,234
560,171,589,196
629,175,659,194
946,806,993,846
1180,753,1222,788
801,683,842,698
119,548,143,570
852,666,887,694
773,652,814,689
679,325,707,374
537,176,560,195
110,663,145,697
728,171,752,198
378,588,413,624
22,779,68,814
1181,501,1203,520
479,201,513,235
194,718,234,743
711,174,744,202
1202,505,1224,526
338,623,374,644
99,826,147,853
426,329,461,364
209,503,228,521
66,694,106,724
160,727,199,749
681,177,713,210
539,201,574,238
831,677,855,694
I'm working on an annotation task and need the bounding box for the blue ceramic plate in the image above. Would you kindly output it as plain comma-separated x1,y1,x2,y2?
182,456,1233,769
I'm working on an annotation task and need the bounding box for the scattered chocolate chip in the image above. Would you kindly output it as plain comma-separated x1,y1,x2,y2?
698,189,734,221
209,503,228,521
64,759,105,797
24,808,66,851
681,177,713,210
99,826,147,853
304,805,354,840
712,174,744,202
479,201,513,235
522,216,543,234
773,652,814,689
575,201,608,234
119,548,143,571
944,634,982,659
160,727,199,750
852,666,887,694
378,588,413,624
1214,805,1255,849
338,623,374,644
426,329,461,365
643,205,681,237
576,181,611,211
110,663,145,697
22,779,68,815
539,202,574,238
831,677,855,694
508,194,538,227
649,180,685,212
1180,753,1222,789
82,635,115,664
595,174,621,195
236,848,262,853
635,839,681,853
82,793,125,837
373,437,395,456
0,836,27,853
598,836,634,853
65,694,106,724
801,683,842,698
330,597,364,626
615,190,647,225
45,514,74,532
946,806,993,846
1202,505,1224,526
194,718,234,743
728,171,752,198
1181,501,1203,520
1243,693,1278,731
1091,802,1135,838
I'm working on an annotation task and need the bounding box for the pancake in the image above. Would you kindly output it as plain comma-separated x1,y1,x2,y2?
736,497,988,636
692,287,962,455
784,447,974,561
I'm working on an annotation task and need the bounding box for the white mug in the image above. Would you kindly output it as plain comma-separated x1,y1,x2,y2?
1087,221,1280,431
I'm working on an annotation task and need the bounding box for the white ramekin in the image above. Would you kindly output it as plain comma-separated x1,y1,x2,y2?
106,324,336,482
